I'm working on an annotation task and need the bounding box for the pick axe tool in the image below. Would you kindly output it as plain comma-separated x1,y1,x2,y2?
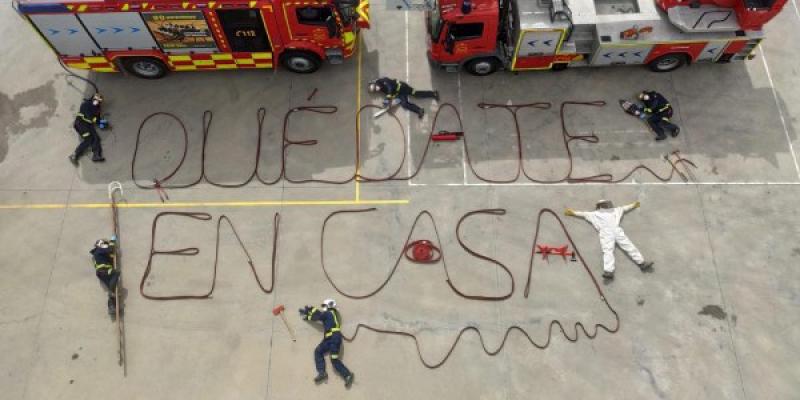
272,304,296,341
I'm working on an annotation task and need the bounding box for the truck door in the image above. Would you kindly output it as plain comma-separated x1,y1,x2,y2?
512,29,564,70
28,14,101,56
284,5,339,43
216,9,272,53
441,22,490,63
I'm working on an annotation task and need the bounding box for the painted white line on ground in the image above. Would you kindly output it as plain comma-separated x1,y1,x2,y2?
458,74,468,185
405,10,413,185
759,47,800,181
407,181,800,187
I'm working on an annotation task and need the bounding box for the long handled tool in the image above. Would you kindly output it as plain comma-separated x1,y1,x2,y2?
108,181,127,376
373,98,401,118
272,304,296,341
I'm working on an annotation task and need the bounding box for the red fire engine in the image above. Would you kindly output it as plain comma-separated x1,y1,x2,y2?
13,0,370,78
425,0,786,75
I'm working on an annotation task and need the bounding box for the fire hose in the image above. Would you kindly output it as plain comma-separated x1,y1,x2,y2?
140,212,280,300
131,101,696,191
320,207,618,368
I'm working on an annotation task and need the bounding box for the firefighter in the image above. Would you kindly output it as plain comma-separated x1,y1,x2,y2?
369,77,439,119
635,90,680,141
299,299,355,388
69,93,105,166
91,236,119,315
565,200,654,281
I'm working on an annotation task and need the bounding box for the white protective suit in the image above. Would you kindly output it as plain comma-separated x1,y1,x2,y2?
574,203,644,273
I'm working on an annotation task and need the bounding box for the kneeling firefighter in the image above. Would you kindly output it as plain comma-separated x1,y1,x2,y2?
300,299,355,388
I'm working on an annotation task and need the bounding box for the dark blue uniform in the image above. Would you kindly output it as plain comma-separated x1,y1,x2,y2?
374,77,438,119
91,240,119,313
304,306,352,379
72,98,104,161
641,91,679,140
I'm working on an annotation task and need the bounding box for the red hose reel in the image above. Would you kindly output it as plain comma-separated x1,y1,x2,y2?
404,240,442,263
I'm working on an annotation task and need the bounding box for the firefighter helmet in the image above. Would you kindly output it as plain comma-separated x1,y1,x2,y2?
321,298,336,309
596,199,614,209
95,239,110,249
638,92,650,101
368,82,380,93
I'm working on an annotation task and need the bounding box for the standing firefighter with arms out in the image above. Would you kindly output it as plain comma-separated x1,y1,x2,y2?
69,93,106,165
300,299,354,388
91,236,119,316
565,200,654,281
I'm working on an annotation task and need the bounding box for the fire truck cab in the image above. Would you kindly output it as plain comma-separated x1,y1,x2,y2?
14,0,370,78
427,0,786,75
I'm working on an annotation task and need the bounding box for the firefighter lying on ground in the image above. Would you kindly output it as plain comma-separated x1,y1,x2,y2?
635,90,680,141
69,93,106,166
300,299,355,388
565,200,654,281
91,237,119,316
369,77,439,119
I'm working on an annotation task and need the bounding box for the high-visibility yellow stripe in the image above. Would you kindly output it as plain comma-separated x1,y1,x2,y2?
93,67,116,72
192,59,215,66
84,56,108,63
174,65,198,71
254,63,273,68
251,52,272,59
169,55,192,61
216,64,237,69
77,4,87,12
211,53,233,60
67,63,91,69
235,59,256,65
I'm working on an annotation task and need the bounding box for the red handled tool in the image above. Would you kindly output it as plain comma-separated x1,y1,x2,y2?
432,131,464,142
535,244,576,262
272,304,296,341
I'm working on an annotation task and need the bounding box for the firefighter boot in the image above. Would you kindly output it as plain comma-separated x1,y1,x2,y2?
638,261,654,272
68,154,79,167
92,153,106,162
602,271,614,281
344,373,354,388
107,295,117,318
313,372,328,384
671,126,680,137
433,91,440,101
418,109,425,120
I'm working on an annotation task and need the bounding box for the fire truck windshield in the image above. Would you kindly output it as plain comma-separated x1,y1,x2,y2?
427,0,443,41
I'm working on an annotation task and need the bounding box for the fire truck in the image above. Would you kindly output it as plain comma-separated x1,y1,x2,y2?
13,0,370,78
425,0,786,75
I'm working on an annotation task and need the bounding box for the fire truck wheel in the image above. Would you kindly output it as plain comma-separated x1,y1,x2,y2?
647,54,687,73
122,57,168,79
280,51,321,74
465,58,500,76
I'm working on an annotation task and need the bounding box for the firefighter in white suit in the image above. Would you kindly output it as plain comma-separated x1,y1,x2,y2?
565,200,654,280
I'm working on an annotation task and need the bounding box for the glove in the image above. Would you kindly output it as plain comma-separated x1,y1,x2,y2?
633,201,641,209
564,208,576,217
299,305,311,318
111,234,118,242
382,98,391,108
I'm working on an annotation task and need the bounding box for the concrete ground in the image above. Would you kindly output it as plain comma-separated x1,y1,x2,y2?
2,0,799,398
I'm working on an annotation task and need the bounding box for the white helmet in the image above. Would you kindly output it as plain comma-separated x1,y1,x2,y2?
368,82,380,93
95,239,109,249
321,298,336,309
638,92,650,101
596,199,614,209
92,93,104,104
